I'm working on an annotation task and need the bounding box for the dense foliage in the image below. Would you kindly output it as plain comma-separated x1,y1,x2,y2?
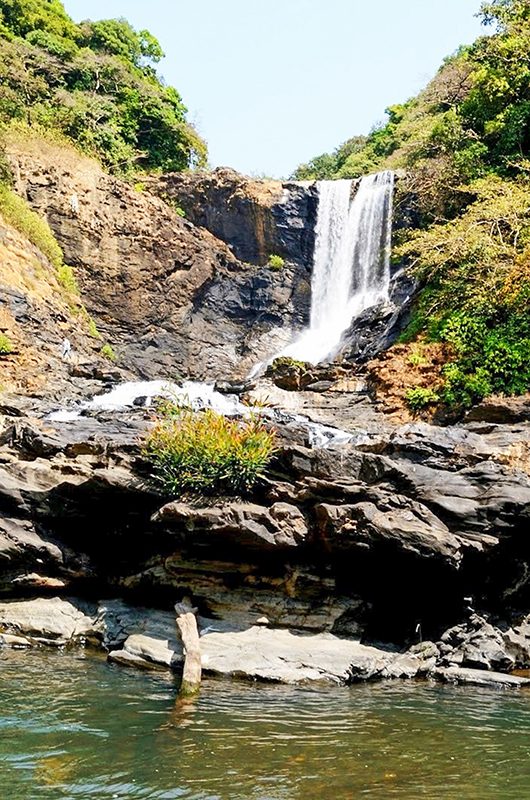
294,0,530,408
144,403,276,497
0,0,206,173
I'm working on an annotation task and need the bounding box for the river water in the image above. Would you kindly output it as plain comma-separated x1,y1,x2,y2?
1,649,529,799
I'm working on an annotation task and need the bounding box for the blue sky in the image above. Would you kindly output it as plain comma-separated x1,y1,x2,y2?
62,0,486,178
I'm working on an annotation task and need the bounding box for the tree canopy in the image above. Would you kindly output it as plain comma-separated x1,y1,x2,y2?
0,0,207,173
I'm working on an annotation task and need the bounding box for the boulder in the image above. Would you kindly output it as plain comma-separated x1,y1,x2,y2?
439,616,516,671
0,597,101,646
152,500,308,551
314,498,465,566
503,616,530,666
199,625,394,684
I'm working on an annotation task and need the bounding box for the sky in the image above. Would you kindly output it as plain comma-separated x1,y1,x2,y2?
62,0,487,178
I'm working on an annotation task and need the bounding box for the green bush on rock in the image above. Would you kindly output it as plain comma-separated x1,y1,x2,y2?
0,333,14,354
100,343,116,361
267,254,285,269
144,405,276,497
405,387,440,411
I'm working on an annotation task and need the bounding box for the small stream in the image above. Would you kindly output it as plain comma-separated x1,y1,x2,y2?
48,379,359,448
1,649,530,799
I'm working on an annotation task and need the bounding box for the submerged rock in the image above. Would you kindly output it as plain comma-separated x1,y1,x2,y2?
434,667,530,689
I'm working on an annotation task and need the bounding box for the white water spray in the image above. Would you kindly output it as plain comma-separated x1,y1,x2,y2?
280,171,394,364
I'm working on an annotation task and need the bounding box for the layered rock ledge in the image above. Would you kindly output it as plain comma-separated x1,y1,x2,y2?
1,388,529,686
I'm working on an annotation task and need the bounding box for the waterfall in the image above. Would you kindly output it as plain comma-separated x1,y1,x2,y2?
281,170,394,364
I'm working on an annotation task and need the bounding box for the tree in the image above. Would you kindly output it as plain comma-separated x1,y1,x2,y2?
480,0,530,29
0,0,207,173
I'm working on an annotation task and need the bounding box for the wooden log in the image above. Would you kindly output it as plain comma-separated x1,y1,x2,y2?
175,600,202,697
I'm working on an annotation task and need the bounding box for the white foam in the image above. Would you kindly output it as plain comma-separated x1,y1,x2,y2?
264,171,394,367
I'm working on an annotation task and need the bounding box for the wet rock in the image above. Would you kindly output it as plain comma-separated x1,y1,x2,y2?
109,632,183,670
342,269,417,362
380,652,434,679
434,667,530,689
107,648,170,671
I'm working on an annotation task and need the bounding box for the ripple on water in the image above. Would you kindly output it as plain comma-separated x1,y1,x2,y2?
1,650,530,799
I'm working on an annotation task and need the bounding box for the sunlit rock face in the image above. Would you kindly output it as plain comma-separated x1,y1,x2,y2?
149,167,319,267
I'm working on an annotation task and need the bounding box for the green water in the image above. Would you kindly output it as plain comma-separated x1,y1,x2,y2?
1,650,530,799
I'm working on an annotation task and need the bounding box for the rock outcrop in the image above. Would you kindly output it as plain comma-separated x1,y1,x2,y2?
4,136,312,382
1,391,529,665
2,135,530,690
149,167,318,267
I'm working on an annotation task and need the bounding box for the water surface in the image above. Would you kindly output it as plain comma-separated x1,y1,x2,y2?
1,649,529,799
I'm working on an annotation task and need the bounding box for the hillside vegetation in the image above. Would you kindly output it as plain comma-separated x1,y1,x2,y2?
0,0,206,174
294,0,530,410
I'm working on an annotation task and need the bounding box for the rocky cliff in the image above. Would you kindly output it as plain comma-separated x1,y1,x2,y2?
2,135,530,689
150,167,319,267
4,135,315,384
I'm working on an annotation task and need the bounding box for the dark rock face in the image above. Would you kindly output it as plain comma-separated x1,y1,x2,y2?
1,404,529,648
150,168,319,266
5,144,312,381
341,268,417,362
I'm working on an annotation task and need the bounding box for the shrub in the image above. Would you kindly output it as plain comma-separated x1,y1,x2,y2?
405,387,440,411
87,317,100,338
407,347,429,367
57,263,78,294
144,406,276,497
100,343,116,361
0,333,14,354
174,205,186,218
441,364,492,409
268,254,285,269
0,184,63,268
270,356,306,371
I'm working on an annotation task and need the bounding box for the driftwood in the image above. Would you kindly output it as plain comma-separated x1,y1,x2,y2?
175,600,202,697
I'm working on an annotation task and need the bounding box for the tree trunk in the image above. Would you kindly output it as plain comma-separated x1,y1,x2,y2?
175,601,202,697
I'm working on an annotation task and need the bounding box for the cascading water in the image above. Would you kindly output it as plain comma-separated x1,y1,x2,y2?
49,171,394,450
280,170,394,364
